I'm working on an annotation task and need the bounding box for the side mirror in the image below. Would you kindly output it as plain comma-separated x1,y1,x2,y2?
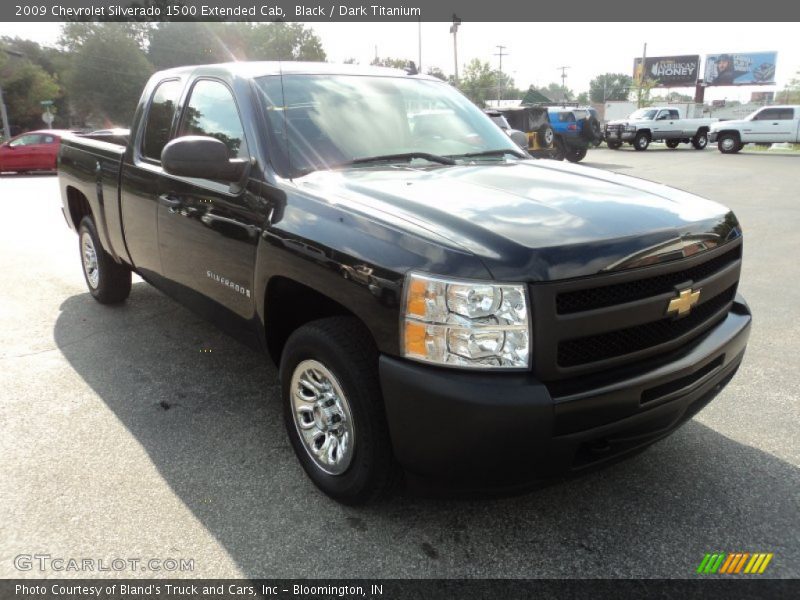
161,136,248,182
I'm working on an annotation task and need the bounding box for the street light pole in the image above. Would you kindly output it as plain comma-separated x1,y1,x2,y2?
450,15,461,84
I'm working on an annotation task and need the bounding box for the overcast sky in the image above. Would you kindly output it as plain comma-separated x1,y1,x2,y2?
3,21,798,102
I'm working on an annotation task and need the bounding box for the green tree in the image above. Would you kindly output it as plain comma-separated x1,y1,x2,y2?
426,66,447,81
576,92,590,105
64,24,153,127
776,72,800,104
459,59,509,106
543,82,574,103
589,73,632,103
0,43,61,131
370,56,412,69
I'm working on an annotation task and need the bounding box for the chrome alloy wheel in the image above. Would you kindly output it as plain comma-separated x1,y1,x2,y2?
81,231,100,289
720,136,736,152
290,359,355,475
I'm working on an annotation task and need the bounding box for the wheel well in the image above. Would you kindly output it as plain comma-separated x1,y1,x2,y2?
636,129,651,138
66,186,92,229
697,126,709,135
264,277,362,365
717,129,741,140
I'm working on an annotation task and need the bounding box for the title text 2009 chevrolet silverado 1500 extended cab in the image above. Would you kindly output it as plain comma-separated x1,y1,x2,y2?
59,63,751,504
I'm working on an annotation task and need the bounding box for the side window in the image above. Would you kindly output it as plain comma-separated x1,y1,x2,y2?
669,110,680,119
142,79,183,161
778,108,795,120
42,135,56,144
179,80,248,159
754,109,780,121
656,111,669,121
9,134,41,147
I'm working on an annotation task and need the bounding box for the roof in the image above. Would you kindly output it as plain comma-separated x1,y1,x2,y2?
155,61,439,81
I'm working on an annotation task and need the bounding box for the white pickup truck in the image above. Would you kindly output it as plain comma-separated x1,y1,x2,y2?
709,105,800,153
605,107,718,151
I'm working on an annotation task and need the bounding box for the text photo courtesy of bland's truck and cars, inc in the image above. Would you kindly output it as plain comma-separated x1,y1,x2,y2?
27,4,421,18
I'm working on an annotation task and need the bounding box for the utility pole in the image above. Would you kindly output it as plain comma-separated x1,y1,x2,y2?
450,15,461,84
557,66,570,106
494,45,508,104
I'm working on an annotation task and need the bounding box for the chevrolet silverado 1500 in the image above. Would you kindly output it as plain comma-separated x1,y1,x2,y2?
59,63,751,504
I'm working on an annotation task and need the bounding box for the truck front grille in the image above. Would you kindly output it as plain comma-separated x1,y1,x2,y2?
528,241,742,381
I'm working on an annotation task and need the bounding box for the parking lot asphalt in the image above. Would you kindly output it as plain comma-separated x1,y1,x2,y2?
1,145,798,579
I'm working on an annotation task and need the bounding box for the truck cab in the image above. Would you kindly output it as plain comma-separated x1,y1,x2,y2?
709,105,800,153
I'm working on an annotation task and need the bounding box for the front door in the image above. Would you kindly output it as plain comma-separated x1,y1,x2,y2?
156,78,263,320
746,107,795,143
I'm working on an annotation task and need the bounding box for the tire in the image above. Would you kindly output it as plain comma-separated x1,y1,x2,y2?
606,140,622,150
538,124,554,148
665,139,680,149
718,133,741,154
565,146,588,163
280,317,399,504
692,131,708,150
78,216,131,304
582,116,602,143
633,131,650,151
551,137,566,161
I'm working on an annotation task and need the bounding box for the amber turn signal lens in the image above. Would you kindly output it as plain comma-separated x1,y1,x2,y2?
405,277,428,318
403,321,427,357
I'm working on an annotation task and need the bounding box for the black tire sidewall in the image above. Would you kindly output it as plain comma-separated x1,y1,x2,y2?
78,216,131,303
634,132,650,150
279,320,392,504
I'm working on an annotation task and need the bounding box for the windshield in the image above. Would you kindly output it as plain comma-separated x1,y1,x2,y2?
629,109,657,120
256,74,519,176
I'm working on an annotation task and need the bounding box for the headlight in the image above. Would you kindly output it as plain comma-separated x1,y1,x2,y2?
401,272,530,369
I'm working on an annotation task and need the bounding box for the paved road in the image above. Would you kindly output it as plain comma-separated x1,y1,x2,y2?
1,147,798,579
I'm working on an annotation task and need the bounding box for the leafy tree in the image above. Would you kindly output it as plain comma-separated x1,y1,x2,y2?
457,59,520,105
370,56,412,69
147,22,325,69
776,72,800,104
589,73,632,103
426,66,447,81
64,25,153,127
543,82,574,103
576,92,590,105
0,43,60,131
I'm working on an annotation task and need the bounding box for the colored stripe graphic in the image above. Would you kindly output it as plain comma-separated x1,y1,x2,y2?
697,552,774,574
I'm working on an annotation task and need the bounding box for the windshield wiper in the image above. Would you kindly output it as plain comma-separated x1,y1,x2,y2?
448,148,527,160
338,152,456,167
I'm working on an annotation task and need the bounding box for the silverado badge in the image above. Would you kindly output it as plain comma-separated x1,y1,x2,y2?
667,288,701,317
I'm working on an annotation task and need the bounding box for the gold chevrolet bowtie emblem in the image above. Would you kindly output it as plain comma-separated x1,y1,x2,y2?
667,288,701,317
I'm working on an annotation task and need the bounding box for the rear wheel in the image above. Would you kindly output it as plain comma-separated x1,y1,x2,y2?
565,146,588,163
78,216,131,304
665,139,680,149
692,131,708,150
280,317,399,504
606,140,622,150
633,131,650,151
718,133,741,154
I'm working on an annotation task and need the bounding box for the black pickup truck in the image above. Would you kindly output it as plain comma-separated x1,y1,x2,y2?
59,62,751,504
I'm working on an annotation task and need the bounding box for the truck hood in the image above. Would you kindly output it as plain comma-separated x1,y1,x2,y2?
711,119,749,131
295,160,739,281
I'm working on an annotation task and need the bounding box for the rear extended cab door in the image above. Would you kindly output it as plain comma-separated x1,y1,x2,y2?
120,76,187,278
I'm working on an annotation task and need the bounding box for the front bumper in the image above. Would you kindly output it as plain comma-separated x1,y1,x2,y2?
380,295,751,490
709,132,719,143
606,129,636,142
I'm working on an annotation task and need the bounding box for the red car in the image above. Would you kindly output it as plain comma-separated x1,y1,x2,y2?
0,129,73,174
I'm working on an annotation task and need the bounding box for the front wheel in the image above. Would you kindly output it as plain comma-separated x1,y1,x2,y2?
718,133,741,154
692,131,708,150
78,216,131,304
280,317,399,504
565,146,588,163
633,131,650,151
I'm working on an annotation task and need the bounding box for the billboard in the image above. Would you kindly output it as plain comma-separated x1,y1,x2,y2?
705,52,778,86
633,55,700,87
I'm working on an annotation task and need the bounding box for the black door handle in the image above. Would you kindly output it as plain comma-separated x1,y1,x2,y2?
158,193,182,209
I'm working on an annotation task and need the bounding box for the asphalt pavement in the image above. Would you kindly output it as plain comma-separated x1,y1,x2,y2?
1,145,798,579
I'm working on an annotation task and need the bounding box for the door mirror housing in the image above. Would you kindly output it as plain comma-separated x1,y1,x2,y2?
161,136,248,182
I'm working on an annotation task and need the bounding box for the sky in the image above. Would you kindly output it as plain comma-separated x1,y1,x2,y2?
2,21,798,103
